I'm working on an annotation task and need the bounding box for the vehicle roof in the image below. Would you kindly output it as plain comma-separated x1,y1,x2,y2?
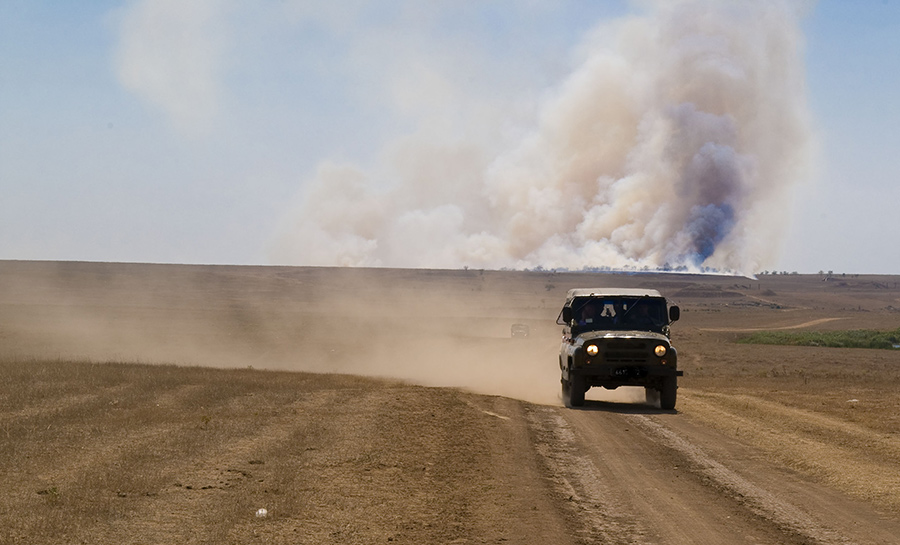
565,288,664,299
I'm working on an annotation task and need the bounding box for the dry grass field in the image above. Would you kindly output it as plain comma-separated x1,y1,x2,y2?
2,260,900,544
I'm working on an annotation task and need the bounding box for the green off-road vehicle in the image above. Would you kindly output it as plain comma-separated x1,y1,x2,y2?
558,288,682,409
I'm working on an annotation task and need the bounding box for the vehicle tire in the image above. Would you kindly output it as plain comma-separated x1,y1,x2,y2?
561,375,570,402
568,375,586,407
645,387,660,406
660,377,677,410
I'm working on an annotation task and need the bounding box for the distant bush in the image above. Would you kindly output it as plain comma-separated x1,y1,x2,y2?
737,328,900,350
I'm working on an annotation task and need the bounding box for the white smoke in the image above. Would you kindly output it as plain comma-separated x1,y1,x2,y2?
272,0,814,275
113,0,231,137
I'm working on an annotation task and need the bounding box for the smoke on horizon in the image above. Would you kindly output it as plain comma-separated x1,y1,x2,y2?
272,0,814,275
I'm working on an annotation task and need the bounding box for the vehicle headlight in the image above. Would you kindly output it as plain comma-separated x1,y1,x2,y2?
586,344,599,356
654,345,667,357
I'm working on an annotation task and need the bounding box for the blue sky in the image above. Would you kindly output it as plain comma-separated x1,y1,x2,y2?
1,1,899,274
782,0,900,274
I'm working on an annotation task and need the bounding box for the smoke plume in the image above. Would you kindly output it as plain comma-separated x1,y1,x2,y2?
272,0,813,275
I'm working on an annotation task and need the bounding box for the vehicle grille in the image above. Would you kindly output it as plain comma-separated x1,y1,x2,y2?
605,340,650,364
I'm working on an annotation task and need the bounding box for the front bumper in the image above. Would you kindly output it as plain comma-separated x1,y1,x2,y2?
570,363,682,388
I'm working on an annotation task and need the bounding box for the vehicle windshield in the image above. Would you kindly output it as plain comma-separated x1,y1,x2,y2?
569,296,668,332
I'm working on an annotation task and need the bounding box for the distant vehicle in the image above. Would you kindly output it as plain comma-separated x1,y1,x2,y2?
557,288,682,409
510,323,530,338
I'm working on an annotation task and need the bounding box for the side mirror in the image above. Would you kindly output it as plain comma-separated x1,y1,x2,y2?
561,307,573,323
669,305,680,322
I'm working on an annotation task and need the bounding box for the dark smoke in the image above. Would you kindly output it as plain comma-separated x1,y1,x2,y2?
686,203,735,264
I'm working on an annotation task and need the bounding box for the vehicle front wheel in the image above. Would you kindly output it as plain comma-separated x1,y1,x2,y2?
567,375,586,407
660,377,677,410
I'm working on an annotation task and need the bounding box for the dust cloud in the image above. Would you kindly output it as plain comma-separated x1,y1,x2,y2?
272,0,813,276
2,263,593,406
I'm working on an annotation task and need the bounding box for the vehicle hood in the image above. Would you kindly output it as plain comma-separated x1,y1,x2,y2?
574,330,670,345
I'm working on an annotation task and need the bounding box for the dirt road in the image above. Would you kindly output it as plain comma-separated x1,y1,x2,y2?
541,397,900,545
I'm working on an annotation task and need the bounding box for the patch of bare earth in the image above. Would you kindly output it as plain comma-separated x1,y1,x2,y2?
0,360,573,545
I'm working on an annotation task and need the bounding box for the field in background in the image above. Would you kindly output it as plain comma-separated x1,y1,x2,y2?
2,261,900,543
3,260,900,428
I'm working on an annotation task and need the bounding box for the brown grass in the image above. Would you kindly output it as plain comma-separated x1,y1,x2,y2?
0,359,360,542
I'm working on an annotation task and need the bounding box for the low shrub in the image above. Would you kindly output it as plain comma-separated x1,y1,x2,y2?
737,328,900,350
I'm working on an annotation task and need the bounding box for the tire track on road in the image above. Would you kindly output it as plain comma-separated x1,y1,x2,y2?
679,391,900,509
527,406,653,545
626,414,853,545
530,401,899,545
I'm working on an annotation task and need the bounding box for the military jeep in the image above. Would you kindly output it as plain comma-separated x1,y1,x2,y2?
557,288,682,409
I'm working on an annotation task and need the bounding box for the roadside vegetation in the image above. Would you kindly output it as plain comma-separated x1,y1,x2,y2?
737,328,900,350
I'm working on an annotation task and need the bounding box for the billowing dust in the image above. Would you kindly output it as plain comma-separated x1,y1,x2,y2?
0,262,657,407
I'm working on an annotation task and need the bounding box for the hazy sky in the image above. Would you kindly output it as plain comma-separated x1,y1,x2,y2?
1,1,898,274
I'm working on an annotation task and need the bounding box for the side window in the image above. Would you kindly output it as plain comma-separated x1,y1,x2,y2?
557,305,573,325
